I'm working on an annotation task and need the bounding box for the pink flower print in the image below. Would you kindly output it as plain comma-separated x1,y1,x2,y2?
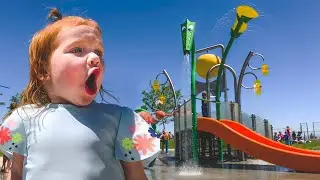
0,127,11,145
134,134,156,155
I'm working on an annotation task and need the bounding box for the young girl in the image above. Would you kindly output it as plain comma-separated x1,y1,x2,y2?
0,8,160,180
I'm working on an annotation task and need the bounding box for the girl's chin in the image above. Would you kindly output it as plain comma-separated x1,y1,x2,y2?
72,97,96,107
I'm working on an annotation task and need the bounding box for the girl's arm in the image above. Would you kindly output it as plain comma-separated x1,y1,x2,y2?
11,153,24,180
120,161,147,180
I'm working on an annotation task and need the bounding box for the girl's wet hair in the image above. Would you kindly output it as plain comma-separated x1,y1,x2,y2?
20,8,118,108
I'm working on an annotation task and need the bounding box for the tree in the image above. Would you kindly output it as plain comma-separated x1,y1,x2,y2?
140,80,183,129
141,80,182,113
3,93,21,119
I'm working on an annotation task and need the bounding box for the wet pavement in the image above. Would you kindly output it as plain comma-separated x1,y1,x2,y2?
145,151,320,180
145,166,320,180
0,154,319,180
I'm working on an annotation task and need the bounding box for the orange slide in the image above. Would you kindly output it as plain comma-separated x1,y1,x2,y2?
198,117,320,173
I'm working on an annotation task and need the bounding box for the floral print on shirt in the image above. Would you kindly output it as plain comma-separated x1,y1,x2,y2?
115,107,160,162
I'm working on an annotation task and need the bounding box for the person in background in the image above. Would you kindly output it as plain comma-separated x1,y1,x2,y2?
292,131,297,142
164,131,170,154
273,132,278,141
297,131,302,141
201,92,209,117
284,126,291,145
277,131,283,142
160,130,170,154
169,132,173,139
160,130,165,153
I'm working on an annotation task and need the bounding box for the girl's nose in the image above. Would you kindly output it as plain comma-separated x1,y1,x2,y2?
87,52,100,67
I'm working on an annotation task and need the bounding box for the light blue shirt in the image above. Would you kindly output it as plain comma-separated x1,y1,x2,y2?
0,102,160,180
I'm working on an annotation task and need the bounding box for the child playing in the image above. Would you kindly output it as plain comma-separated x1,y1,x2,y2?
0,8,159,180
285,126,291,145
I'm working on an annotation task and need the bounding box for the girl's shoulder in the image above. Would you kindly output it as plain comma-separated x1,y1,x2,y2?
5,104,45,122
90,102,125,117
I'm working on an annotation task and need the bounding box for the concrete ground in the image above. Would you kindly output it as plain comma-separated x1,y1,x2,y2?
145,150,320,180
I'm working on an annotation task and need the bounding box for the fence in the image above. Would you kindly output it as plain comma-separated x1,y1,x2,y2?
174,99,273,162
210,106,273,139
242,113,273,139
311,122,320,138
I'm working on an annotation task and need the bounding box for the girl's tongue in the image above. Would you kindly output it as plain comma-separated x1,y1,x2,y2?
85,69,100,95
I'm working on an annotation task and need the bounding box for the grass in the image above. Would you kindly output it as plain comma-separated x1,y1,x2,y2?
291,139,320,150
168,139,175,149
165,138,320,151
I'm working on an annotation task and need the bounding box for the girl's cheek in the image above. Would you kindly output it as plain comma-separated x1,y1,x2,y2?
60,64,85,85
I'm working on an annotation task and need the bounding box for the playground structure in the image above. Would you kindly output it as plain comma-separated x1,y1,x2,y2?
179,5,264,163
174,100,274,162
172,4,320,173
143,4,320,173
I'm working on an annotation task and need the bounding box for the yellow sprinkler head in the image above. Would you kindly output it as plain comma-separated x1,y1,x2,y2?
261,64,269,76
152,80,160,92
254,80,262,95
158,94,166,105
236,5,259,19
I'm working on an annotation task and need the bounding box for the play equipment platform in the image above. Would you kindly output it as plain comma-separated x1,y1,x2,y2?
198,117,320,173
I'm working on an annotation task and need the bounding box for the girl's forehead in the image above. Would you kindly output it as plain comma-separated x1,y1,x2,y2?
57,25,102,45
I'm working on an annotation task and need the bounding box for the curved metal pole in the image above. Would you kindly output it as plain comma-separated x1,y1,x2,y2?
153,70,176,111
152,69,178,131
236,51,265,105
248,53,265,70
241,72,259,89
206,64,237,117
196,44,225,55
162,69,178,111
155,73,169,86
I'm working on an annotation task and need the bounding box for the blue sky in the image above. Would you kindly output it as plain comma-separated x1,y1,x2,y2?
0,0,320,134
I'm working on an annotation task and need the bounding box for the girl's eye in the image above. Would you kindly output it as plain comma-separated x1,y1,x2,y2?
71,47,83,53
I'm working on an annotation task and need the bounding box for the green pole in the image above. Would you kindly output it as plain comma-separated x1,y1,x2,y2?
190,42,199,163
215,17,245,162
180,19,197,163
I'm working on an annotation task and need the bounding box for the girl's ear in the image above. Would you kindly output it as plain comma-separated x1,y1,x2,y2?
38,60,51,81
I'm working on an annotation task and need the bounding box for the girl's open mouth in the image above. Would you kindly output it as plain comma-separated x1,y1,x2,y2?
85,69,100,95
